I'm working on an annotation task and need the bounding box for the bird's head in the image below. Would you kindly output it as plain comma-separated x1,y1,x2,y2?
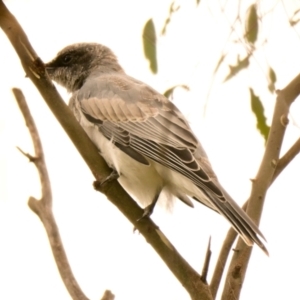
45,43,124,92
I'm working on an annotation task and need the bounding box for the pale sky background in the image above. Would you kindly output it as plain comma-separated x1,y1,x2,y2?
1,0,300,299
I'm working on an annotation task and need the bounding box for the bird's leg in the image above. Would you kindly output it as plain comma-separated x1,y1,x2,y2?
93,169,119,191
138,193,160,221
101,169,120,185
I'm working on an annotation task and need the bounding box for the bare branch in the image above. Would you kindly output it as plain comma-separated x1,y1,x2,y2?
16,146,37,162
221,74,300,300
0,2,212,299
212,132,300,299
272,137,300,184
201,236,212,284
13,88,89,300
210,201,247,299
210,227,236,299
212,133,300,298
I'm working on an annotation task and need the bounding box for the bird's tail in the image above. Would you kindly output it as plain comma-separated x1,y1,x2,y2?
194,188,268,255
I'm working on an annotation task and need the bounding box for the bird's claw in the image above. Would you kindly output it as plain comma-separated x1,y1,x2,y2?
93,169,119,190
137,203,155,222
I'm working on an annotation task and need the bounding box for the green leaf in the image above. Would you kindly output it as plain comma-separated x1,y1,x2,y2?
245,4,259,44
250,88,270,143
163,85,189,100
224,55,250,82
267,67,277,93
142,19,158,74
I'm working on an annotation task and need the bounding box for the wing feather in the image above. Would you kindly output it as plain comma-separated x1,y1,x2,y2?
79,74,224,201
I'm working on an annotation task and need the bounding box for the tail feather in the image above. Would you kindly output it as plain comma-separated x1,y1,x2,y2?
194,189,268,255
214,198,268,255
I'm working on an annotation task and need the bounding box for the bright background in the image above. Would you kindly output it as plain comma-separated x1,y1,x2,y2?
1,0,300,299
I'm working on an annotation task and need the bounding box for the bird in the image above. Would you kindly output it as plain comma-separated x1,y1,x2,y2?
45,43,267,254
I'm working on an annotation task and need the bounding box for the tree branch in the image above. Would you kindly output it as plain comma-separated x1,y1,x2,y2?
210,228,236,299
272,137,300,184
13,88,89,300
212,127,300,299
210,201,247,299
0,2,211,299
221,75,300,300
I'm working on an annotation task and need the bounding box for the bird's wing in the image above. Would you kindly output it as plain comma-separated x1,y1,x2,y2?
76,73,267,253
77,74,223,200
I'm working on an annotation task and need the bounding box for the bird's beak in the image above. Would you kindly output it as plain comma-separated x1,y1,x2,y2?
44,63,55,76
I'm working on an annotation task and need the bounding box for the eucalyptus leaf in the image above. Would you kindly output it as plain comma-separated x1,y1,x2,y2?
245,4,258,44
142,19,158,74
163,84,189,100
224,55,250,82
250,88,270,143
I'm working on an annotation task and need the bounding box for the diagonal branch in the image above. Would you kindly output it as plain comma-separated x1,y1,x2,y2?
210,201,247,299
211,134,300,298
0,2,211,299
272,137,300,184
13,88,89,300
220,76,300,300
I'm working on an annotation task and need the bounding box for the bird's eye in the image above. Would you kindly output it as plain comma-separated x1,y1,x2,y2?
61,54,73,64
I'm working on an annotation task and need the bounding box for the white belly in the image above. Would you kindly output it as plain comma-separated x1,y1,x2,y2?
83,123,166,206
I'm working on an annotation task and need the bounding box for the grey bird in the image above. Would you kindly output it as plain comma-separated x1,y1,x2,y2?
45,43,267,254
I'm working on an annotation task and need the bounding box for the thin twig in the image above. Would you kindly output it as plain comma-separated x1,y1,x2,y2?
210,201,247,299
16,146,37,162
201,236,212,284
13,88,89,300
210,227,235,299
272,137,300,184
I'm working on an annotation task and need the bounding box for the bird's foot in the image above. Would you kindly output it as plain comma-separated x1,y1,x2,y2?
101,169,119,185
93,169,119,191
137,200,157,222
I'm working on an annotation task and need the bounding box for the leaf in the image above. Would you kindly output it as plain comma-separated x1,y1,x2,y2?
142,19,158,74
163,84,190,100
245,4,259,44
224,55,250,82
161,1,180,35
249,88,270,143
267,67,277,93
